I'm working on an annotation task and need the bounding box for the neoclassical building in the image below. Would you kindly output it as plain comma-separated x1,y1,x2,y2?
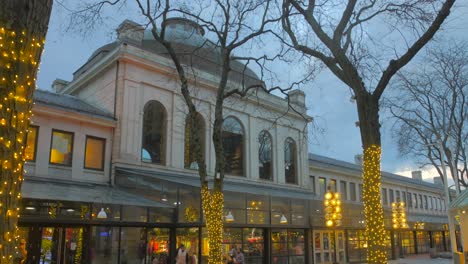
18,19,451,264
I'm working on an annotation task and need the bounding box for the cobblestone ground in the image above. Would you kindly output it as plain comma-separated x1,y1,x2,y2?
388,254,453,264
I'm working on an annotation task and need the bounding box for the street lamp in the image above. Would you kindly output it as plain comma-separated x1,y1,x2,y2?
324,186,342,263
392,198,408,258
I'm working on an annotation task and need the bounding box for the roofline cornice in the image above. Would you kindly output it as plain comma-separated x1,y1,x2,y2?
33,104,117,127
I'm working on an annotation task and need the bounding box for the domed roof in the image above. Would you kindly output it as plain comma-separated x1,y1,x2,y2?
76,19,262,87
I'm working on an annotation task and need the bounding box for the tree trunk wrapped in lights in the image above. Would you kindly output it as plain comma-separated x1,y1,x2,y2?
201,185,224,264
0,0,52,262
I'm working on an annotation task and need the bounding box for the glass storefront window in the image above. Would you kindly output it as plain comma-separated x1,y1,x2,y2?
90,227,120,264
290,200,306,226
225,192,246,224
272,229,304,264
122,206,147,222
179,187,201,223
177,228,199,259
243,228,264,264
149,207,174,223
247,195,269,225
272,198,290,225
92,204,121,221
347,230,391,262
147,228,170,264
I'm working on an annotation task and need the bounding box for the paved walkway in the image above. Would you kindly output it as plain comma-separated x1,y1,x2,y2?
388,254,452,264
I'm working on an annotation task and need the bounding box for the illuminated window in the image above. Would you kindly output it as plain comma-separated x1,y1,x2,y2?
184,113,205,169
222,116,244,176
142,101,166,164
284,137,297,184
258,130,273,180
25,126,38,161
340,181,347,200
319,178,326,196
84,136,105,170
49,130,74,166
329,179,337,191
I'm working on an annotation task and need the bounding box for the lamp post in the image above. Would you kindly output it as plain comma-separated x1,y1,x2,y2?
392,198,408,258
324,186,342,264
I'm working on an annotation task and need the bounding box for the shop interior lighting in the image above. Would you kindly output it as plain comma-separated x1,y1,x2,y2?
280,214,288,224
225,211,235,222
97,208,107,219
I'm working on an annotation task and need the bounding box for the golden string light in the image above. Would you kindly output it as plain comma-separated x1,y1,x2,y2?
392,199,408,229
0,26,44,262
201,185,224,264
324,188,342,227
362,145,388,264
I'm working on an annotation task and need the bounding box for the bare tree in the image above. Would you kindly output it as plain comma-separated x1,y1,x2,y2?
388,42,468,191
0,0,53,262
281,0,456,262
66,0,310,263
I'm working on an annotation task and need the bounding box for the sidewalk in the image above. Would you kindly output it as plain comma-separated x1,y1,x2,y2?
388,254,452,264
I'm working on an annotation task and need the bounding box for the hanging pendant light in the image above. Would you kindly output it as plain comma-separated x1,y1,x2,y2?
280,214,288,224
161,193,168,202
225,211,235,222
97,208,107,219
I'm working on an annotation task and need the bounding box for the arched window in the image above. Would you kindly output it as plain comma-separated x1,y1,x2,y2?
184,113,205,169
141,101,166,164
258,130,273,180
284,137,297,184
222,116,244,176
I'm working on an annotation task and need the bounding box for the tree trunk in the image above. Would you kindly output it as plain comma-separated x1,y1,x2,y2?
356,91,387,264
0,0,52,261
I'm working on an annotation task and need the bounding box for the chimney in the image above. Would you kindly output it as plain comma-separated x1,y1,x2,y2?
411,170,423,181
52,79,69,93
288,89,306,110
433,176,443,185
354,154,363,165
116,20,144,45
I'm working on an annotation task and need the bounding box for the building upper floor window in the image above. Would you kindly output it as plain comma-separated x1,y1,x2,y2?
349,182,356,201
25,126,39,161
222,116,244,176
424,195,428,210
358,184,363,202
258,130,273,180
340,181,347,200
84,136,106,171
184,113,205,170
310,176,316,194
402,191,407,205
319,177,326,196
329,179,337,192
142,101,166,165
49,129,74,166
389,189,394,203
419,194,423,209
382,188,388,205
284,137,297,184
396,190,400,201
407,192,412,208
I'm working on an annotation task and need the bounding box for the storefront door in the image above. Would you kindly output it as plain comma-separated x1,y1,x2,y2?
28,227,85,264
312,230,345,264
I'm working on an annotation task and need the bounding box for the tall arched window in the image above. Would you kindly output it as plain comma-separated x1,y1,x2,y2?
258,130,273,180
141,101,166,164
284,137,297,184
222,117,244,176
184,113,205,169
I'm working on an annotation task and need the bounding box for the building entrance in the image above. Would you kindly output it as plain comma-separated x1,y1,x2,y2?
312,230,345,263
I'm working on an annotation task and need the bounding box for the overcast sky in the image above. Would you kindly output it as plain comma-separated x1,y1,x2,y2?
36,1,468,182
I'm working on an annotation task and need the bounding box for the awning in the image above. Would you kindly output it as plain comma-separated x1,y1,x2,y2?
21,179,173,208
115,166,316,200
407,214,448,224
450,189,468,210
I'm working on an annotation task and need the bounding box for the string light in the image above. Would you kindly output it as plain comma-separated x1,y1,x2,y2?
201,185,224,264
0,26,44,262
362,145,388,263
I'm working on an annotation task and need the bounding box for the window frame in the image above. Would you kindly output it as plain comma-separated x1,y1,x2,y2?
49,129,74,167
349,182,357,201
84,135,106,171
25,125,39,162
284,137,298,185
258,130,273,181
141,100,167,165
222,116,245,177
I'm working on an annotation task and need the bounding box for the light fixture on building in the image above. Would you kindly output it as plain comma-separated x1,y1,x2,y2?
225,211,235,222
25,206,35,210
280,214,288,224
161,193,168,202
66,208,75,213
97,208,107,219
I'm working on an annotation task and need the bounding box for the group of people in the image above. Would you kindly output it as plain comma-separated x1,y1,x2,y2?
225,245,244,264
175,244,197,264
